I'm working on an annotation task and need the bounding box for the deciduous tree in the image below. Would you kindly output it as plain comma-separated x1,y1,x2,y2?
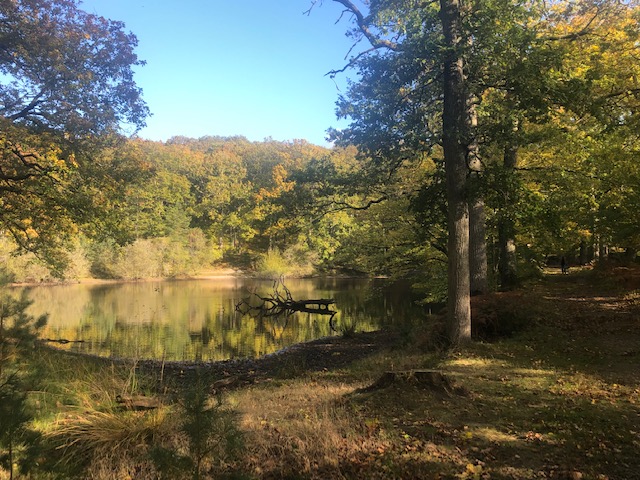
0,0,149,265
319,0,475,343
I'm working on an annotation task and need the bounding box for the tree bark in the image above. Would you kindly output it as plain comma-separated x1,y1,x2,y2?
440,0,471,343
625,247,637,263
468,97,488,296
599,242,609,262
498,140,519,289
469,192,489,294
579,239,588,265
358,370,463,395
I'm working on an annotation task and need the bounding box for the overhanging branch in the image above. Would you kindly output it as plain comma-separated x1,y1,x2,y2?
331,0,400,51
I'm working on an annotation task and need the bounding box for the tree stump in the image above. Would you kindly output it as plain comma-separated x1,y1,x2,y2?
358,370,465,396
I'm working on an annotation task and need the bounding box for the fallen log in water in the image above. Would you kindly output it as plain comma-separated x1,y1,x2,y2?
235,279,338,328
44,338,86,344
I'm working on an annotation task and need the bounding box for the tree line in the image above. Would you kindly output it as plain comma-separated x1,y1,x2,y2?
1,0,639,318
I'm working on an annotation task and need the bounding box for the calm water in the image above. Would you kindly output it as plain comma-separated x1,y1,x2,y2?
19,277,423,362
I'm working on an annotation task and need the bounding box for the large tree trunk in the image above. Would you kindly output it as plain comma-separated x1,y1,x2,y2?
440,0,471,343
498,141,519,289
579,239,588,265
467,97,488,296
625,247,637,263
469,193,488,295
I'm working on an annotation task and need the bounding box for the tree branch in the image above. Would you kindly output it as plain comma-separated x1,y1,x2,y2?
332,194,389,211
541,6,601,42
7,88,47,122
326,46,379,78
331,0,400,51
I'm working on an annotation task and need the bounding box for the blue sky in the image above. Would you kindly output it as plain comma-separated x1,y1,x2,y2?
79,1,360,146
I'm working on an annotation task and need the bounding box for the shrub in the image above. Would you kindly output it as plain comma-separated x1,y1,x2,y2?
150,371,243,479
256,248,290,279
113,239,164,279
45,406,171,479
0,289,47,478
256,246,317,279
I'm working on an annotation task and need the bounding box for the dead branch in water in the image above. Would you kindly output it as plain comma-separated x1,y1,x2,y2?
235,278,339,331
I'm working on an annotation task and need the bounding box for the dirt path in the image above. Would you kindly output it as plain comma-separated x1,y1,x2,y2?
515,269,640,384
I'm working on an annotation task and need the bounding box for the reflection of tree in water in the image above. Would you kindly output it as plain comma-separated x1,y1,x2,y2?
236,280,337,329
19,278,407,362
261,314,290,341
189,328,207,345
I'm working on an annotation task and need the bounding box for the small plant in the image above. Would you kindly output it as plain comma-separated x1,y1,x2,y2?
339,319,358,338
0,373,31,479
151,370,243,479
0,289,47,479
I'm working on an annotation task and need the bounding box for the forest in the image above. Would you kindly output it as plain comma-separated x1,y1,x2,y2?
1,0,640,478
1,1,639,291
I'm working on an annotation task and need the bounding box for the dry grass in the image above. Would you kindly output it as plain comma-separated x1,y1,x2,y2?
216,270,640,479
25,351,179,479
28,355,243,479
231,380,380,478
45,407,173,478
622,289,640,305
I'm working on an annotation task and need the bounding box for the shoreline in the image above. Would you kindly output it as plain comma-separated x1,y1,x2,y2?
8,267,378,288
40,329,397,391
7,267,244,288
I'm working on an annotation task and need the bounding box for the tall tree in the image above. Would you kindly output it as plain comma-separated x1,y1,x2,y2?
476,0,640,280
0,0,148,137
0,0,149,265
439,0,472,340
320,0,476,342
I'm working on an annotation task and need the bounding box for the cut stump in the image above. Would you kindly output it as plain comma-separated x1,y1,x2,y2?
358,370,465,396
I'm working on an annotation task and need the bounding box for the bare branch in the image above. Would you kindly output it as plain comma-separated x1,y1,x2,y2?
326,46,379,78
332,194,389,211
331,0,400,51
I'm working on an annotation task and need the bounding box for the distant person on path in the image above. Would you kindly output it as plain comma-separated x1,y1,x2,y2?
561,256,568,274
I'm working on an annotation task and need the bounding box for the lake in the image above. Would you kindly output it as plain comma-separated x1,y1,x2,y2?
19,277,424,362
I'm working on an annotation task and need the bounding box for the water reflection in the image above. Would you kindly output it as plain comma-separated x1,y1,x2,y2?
18,277,422,362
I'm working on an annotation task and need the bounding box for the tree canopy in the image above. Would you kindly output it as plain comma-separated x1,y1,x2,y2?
0,0,149,268
0,0,148,137
0,0,639,318
319,0,640,342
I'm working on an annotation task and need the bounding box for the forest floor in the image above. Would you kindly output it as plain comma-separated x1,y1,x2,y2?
197,265,640,480
21,265,640,480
